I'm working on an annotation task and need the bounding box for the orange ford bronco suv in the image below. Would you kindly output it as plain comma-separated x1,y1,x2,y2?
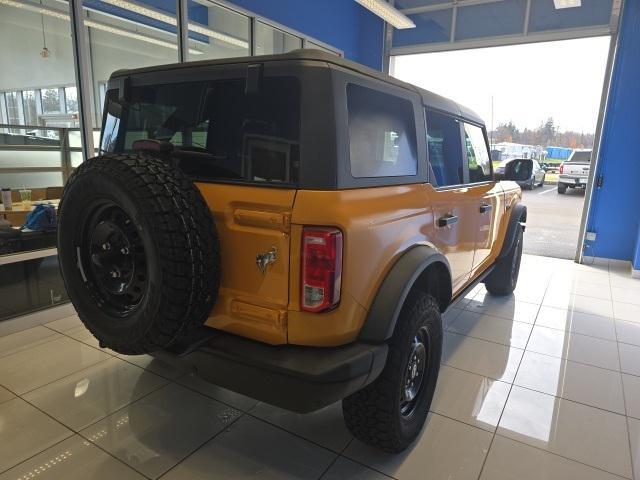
58,50,527,452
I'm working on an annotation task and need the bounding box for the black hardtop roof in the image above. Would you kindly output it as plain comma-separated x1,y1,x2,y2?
110,49,484,125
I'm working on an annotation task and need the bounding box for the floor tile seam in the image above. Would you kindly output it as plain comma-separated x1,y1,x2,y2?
154,411,247,480
0,389,154,479
243,408,349,455
610,275,638,480
0,330,64,360
491,431,631,480
477,281,547,479
13,356,116,397
512,383,627,417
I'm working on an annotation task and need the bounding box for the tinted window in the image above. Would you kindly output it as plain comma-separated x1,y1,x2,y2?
426,110,464,187
347,84,417,178
101,77,300,185
463,123,492,183
569,151,591,162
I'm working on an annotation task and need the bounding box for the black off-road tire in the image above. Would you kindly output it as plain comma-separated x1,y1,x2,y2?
57,153,220,355
342,291,442,453
485,226,523,296
558,183,567,194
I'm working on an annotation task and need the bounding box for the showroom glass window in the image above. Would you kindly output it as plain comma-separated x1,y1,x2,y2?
41,88,61,114
255,21,302,55
307,41,340,56
22,90,38,126
64,86,78,114
425,110,464,187
86,1,179,123
187,0,250,60
463,123,492,183
5,92,24,126
347,84,417,178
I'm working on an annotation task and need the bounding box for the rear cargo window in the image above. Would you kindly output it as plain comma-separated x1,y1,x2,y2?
346,84,417,178
568,151,591,162
101,76,300,185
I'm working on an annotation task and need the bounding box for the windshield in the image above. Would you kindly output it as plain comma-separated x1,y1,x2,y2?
568,150,591,163
101,76,301,185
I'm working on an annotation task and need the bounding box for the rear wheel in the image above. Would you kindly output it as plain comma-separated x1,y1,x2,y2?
558,183,567,194
57,153,220,355
485,226,523,296
342,291,442,452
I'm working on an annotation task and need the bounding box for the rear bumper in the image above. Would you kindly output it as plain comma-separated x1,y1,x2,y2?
559,175,588,186
154,330,388,413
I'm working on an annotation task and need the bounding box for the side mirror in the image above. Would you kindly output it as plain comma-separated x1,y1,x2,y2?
503,159,533,182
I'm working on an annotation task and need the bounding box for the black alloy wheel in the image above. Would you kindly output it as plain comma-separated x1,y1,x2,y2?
399,326,431,418
342,292,442,452
80,201,148,317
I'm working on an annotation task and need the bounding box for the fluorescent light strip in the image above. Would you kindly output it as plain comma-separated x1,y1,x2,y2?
101,0,249,49
354,0,415,29
0,0,68,19
0,0,202,54
84,20,202,54
553,0,581,9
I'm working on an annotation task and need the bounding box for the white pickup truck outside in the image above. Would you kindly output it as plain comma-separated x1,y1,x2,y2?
558,149,592,194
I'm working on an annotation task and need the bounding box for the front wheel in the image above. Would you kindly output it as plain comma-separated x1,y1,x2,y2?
342,291,442,452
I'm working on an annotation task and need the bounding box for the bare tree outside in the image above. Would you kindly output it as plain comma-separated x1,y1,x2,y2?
489,117,595,149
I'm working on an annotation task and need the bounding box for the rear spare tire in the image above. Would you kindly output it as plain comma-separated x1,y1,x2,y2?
57,153,220,355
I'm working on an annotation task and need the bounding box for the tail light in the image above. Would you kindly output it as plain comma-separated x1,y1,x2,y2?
301,227,343,312
559,163,564,174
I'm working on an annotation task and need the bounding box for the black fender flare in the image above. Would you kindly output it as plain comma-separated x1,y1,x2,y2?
497,204,527,261
358,245,451,343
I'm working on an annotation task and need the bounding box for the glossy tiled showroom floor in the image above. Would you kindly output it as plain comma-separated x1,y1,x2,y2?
1,254,640,480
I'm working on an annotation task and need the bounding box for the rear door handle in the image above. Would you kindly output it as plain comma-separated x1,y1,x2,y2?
479,203,493,214
438,214,459,227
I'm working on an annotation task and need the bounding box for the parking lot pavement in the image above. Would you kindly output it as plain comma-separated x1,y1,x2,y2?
521,185,585,259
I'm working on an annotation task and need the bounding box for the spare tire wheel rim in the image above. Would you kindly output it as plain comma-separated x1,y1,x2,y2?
80,200,148,317
400,326,430,418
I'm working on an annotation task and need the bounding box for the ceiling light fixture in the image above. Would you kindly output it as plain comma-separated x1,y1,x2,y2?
354,0,415,29
39,0,51,59
100,0,249,49
84,19,202,54
0,0,203,54
553,0,581,9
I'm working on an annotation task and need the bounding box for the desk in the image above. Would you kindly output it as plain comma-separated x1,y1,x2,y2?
0,200,60,227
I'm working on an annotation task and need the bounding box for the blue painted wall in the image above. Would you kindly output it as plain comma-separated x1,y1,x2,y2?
227,0,385,70
585,0,640,268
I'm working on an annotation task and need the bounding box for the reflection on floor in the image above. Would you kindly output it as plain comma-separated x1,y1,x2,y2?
1,254,639,479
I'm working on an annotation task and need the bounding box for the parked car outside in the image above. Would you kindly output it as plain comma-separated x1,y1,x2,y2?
558,149,592,194
495,158,545,189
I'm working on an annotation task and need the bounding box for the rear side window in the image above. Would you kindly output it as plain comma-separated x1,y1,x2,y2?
101,76,300,185
463,123,492,183
426,110,464,187
347,84,417,178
